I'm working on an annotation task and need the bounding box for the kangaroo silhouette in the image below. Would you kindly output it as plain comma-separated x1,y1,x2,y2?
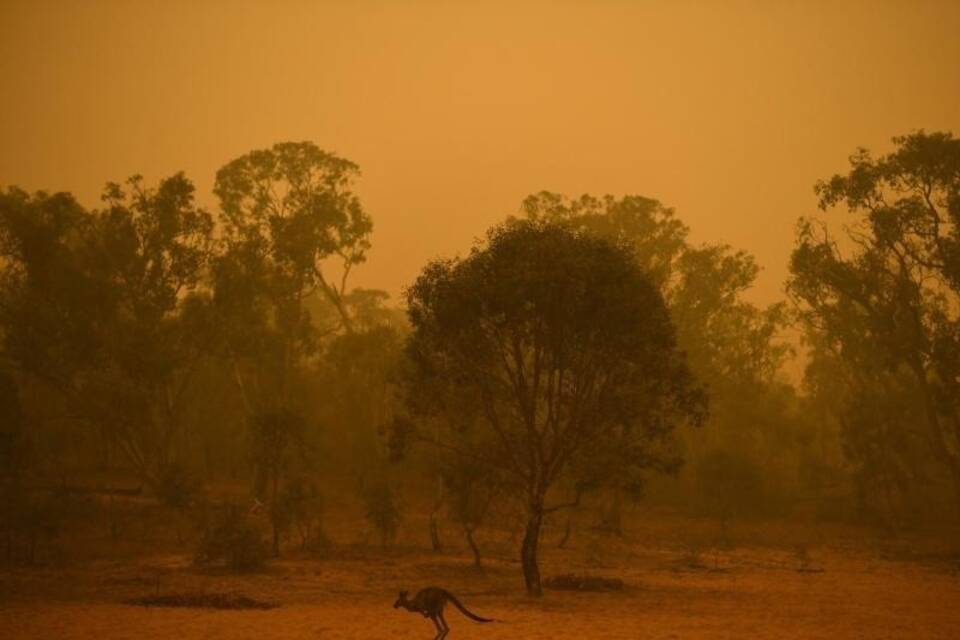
394,587,492,639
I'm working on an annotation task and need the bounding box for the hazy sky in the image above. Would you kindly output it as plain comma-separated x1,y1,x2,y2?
2,0,958,307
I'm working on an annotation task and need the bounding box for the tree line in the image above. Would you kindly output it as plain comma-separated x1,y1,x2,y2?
0,132,957,594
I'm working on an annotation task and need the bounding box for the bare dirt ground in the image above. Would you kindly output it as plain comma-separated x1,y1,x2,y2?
2,509,959,639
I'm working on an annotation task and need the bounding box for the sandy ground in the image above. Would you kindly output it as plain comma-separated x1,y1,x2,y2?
2,540,959,640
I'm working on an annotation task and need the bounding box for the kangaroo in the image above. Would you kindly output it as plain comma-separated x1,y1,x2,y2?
394,587,492,639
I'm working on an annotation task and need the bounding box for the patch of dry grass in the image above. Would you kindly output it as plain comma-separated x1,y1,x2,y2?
2,505,959,639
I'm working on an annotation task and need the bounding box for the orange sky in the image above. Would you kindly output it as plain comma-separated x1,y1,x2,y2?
2,0,959,307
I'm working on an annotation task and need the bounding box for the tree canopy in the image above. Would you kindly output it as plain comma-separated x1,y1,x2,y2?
405,219,705,594
790,131,960,519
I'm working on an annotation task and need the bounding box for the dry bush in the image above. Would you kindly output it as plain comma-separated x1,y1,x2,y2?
194,504,268,572
154,464,199,511
361,482,402,548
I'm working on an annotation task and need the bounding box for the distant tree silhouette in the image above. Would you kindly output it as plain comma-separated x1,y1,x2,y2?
0,176,214,489
520,192,790,526
250,408,308,557
790,131,960,517
212,143,374,547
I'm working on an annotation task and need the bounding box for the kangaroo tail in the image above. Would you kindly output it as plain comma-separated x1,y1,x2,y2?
447,592,493,623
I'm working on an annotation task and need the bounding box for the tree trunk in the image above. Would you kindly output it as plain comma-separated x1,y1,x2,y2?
601,490,623,536
951,467,960,521
429,433,444,551
428,510,442,552
909,360,960,519
558,517,572,549
271,473,280,558
520,509,544,596
465,525,482,569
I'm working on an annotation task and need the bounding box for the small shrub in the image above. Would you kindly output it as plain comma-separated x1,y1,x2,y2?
362,482,402,548
194,504,268,572
277,477,325,551
155,463,198,510
695,448,789,540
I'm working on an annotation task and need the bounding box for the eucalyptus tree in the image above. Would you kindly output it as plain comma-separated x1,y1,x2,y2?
790,131,960,514
405,220,704,595
521,192,687,291
803,334,930,523
0,174,215,490
211,141,373,404
519,192,791,517
211,142,373,543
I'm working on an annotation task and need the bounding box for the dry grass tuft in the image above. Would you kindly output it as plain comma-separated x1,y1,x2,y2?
543,573,624,591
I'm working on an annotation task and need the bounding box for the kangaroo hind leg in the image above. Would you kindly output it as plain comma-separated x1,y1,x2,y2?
438,611,450,639
430,615,444,640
